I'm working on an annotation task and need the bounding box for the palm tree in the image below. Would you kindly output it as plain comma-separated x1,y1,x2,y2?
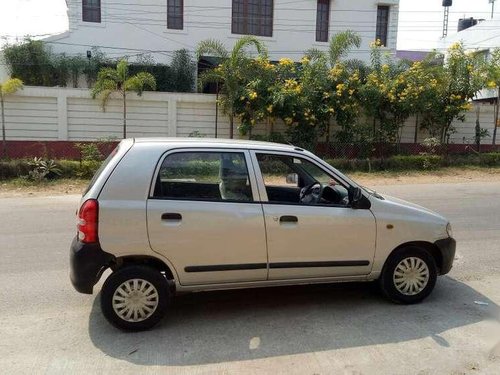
307,30,362,67
91,60,156,139
0,78,23,159
197,36,267,138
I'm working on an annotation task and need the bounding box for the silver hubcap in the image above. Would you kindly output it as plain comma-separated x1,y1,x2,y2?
393,257,430,296
112,279,159,322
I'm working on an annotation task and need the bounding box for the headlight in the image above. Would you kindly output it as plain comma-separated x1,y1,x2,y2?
446,222,453,238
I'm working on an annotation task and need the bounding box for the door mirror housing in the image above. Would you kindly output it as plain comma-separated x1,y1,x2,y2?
349,187,370,209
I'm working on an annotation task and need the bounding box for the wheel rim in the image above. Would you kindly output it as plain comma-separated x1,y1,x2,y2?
393,257,430,296
112,278,159,322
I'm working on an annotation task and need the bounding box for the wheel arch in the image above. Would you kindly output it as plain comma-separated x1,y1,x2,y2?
113,255,176,281
384,241,443,273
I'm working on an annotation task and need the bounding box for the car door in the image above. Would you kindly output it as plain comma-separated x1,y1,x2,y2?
147,148,268,285
251,151,376,280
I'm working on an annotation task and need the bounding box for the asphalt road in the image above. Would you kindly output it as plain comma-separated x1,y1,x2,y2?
1,181,499,375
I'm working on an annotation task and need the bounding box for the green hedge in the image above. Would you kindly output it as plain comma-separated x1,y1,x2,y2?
326,153,500,172
0,160,99,180
2,153,500,180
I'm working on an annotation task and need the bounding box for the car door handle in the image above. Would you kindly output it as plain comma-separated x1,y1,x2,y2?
279,215,298,223
161,213,182,221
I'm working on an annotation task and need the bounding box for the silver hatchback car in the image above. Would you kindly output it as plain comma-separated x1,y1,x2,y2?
70,138,455,330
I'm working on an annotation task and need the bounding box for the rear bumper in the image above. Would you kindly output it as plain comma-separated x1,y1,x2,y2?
434,237,456,275
70,237,114,294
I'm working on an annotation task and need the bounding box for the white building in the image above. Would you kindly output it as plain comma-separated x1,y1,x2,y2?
438,17,500,52
39,0,399,64
438,17,500,100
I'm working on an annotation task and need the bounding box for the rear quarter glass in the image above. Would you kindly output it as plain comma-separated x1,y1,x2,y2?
83,145,120,196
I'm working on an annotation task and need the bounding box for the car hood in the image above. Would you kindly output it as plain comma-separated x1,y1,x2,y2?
376,193,448,223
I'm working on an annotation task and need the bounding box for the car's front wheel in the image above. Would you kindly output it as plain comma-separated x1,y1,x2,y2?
100,265,170,331
379,246,438,304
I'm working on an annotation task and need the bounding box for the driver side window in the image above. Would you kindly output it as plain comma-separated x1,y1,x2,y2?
256,153,349,206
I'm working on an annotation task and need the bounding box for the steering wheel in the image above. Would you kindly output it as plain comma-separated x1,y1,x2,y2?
299,182,323,204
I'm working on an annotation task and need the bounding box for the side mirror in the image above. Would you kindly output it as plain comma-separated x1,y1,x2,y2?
286,173,298,184
349,187,363,206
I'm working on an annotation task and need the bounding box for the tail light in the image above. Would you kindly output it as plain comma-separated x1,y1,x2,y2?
77,199,99,243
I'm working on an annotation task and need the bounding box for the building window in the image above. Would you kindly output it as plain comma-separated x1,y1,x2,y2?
82,0,101,23
167,0,184,30
316,0,330,42
232,0,273,37
376,5,390,46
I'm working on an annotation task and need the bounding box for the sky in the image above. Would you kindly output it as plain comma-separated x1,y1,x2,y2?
0,0,498,51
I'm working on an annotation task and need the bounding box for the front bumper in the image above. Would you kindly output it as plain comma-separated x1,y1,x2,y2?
70,237,115,294
434,237,456,275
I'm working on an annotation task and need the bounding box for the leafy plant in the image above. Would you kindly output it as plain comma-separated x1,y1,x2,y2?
25,157,61,182
75,142,103,162
188,130,205,138
421,137,441,155
91,59,156,138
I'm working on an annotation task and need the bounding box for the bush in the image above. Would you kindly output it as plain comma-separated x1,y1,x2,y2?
75,143,103,162
0,160,31,179
384,155,443,171
1,153,499,181
325,155,445,172
479,152,500,166
0,159,100,180
3,39,196,92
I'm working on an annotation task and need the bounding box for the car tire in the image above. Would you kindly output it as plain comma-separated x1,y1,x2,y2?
100,265,170,331
379,246,438,304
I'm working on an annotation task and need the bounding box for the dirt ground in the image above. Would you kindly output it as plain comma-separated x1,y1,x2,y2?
1,167,500,198
0,178,89,198
349,167,500,186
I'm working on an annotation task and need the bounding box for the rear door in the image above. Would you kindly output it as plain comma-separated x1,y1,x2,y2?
147,148,268,285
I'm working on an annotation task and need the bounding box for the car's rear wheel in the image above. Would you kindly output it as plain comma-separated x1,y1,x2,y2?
101,265,169,331
379,246,438,304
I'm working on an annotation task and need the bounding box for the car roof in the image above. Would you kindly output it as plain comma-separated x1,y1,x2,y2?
133,137,304,152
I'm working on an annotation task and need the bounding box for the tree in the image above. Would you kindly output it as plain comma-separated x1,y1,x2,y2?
307,29,362,68
0,78,24,158
359,40,412,151
196,36,267,138
420,43,487,144
486,48,500,145
306,30,363,144
91,59,156,138
170,49,196,92
3,39,53,86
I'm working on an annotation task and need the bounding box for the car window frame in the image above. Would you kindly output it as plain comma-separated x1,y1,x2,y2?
250,150,354,208
148,147,261,203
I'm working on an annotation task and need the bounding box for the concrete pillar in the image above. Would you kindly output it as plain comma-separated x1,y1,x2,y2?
57,93,68,140
168,98,177,137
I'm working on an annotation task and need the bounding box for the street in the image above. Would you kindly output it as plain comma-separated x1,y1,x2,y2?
0,181,499,374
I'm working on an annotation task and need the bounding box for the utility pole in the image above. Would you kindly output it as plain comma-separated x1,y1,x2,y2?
490,0,496,19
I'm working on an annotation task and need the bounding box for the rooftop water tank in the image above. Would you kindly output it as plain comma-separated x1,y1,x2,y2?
458,17,478,31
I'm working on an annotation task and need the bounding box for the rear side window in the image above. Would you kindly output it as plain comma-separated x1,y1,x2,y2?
153,151,253,202
83,145,119,195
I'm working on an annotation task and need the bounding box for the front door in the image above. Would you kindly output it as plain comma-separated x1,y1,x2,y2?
252,151,376,280
147,149,267,285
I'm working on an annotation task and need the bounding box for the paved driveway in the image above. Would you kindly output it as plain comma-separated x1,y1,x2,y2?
0,182,499,374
